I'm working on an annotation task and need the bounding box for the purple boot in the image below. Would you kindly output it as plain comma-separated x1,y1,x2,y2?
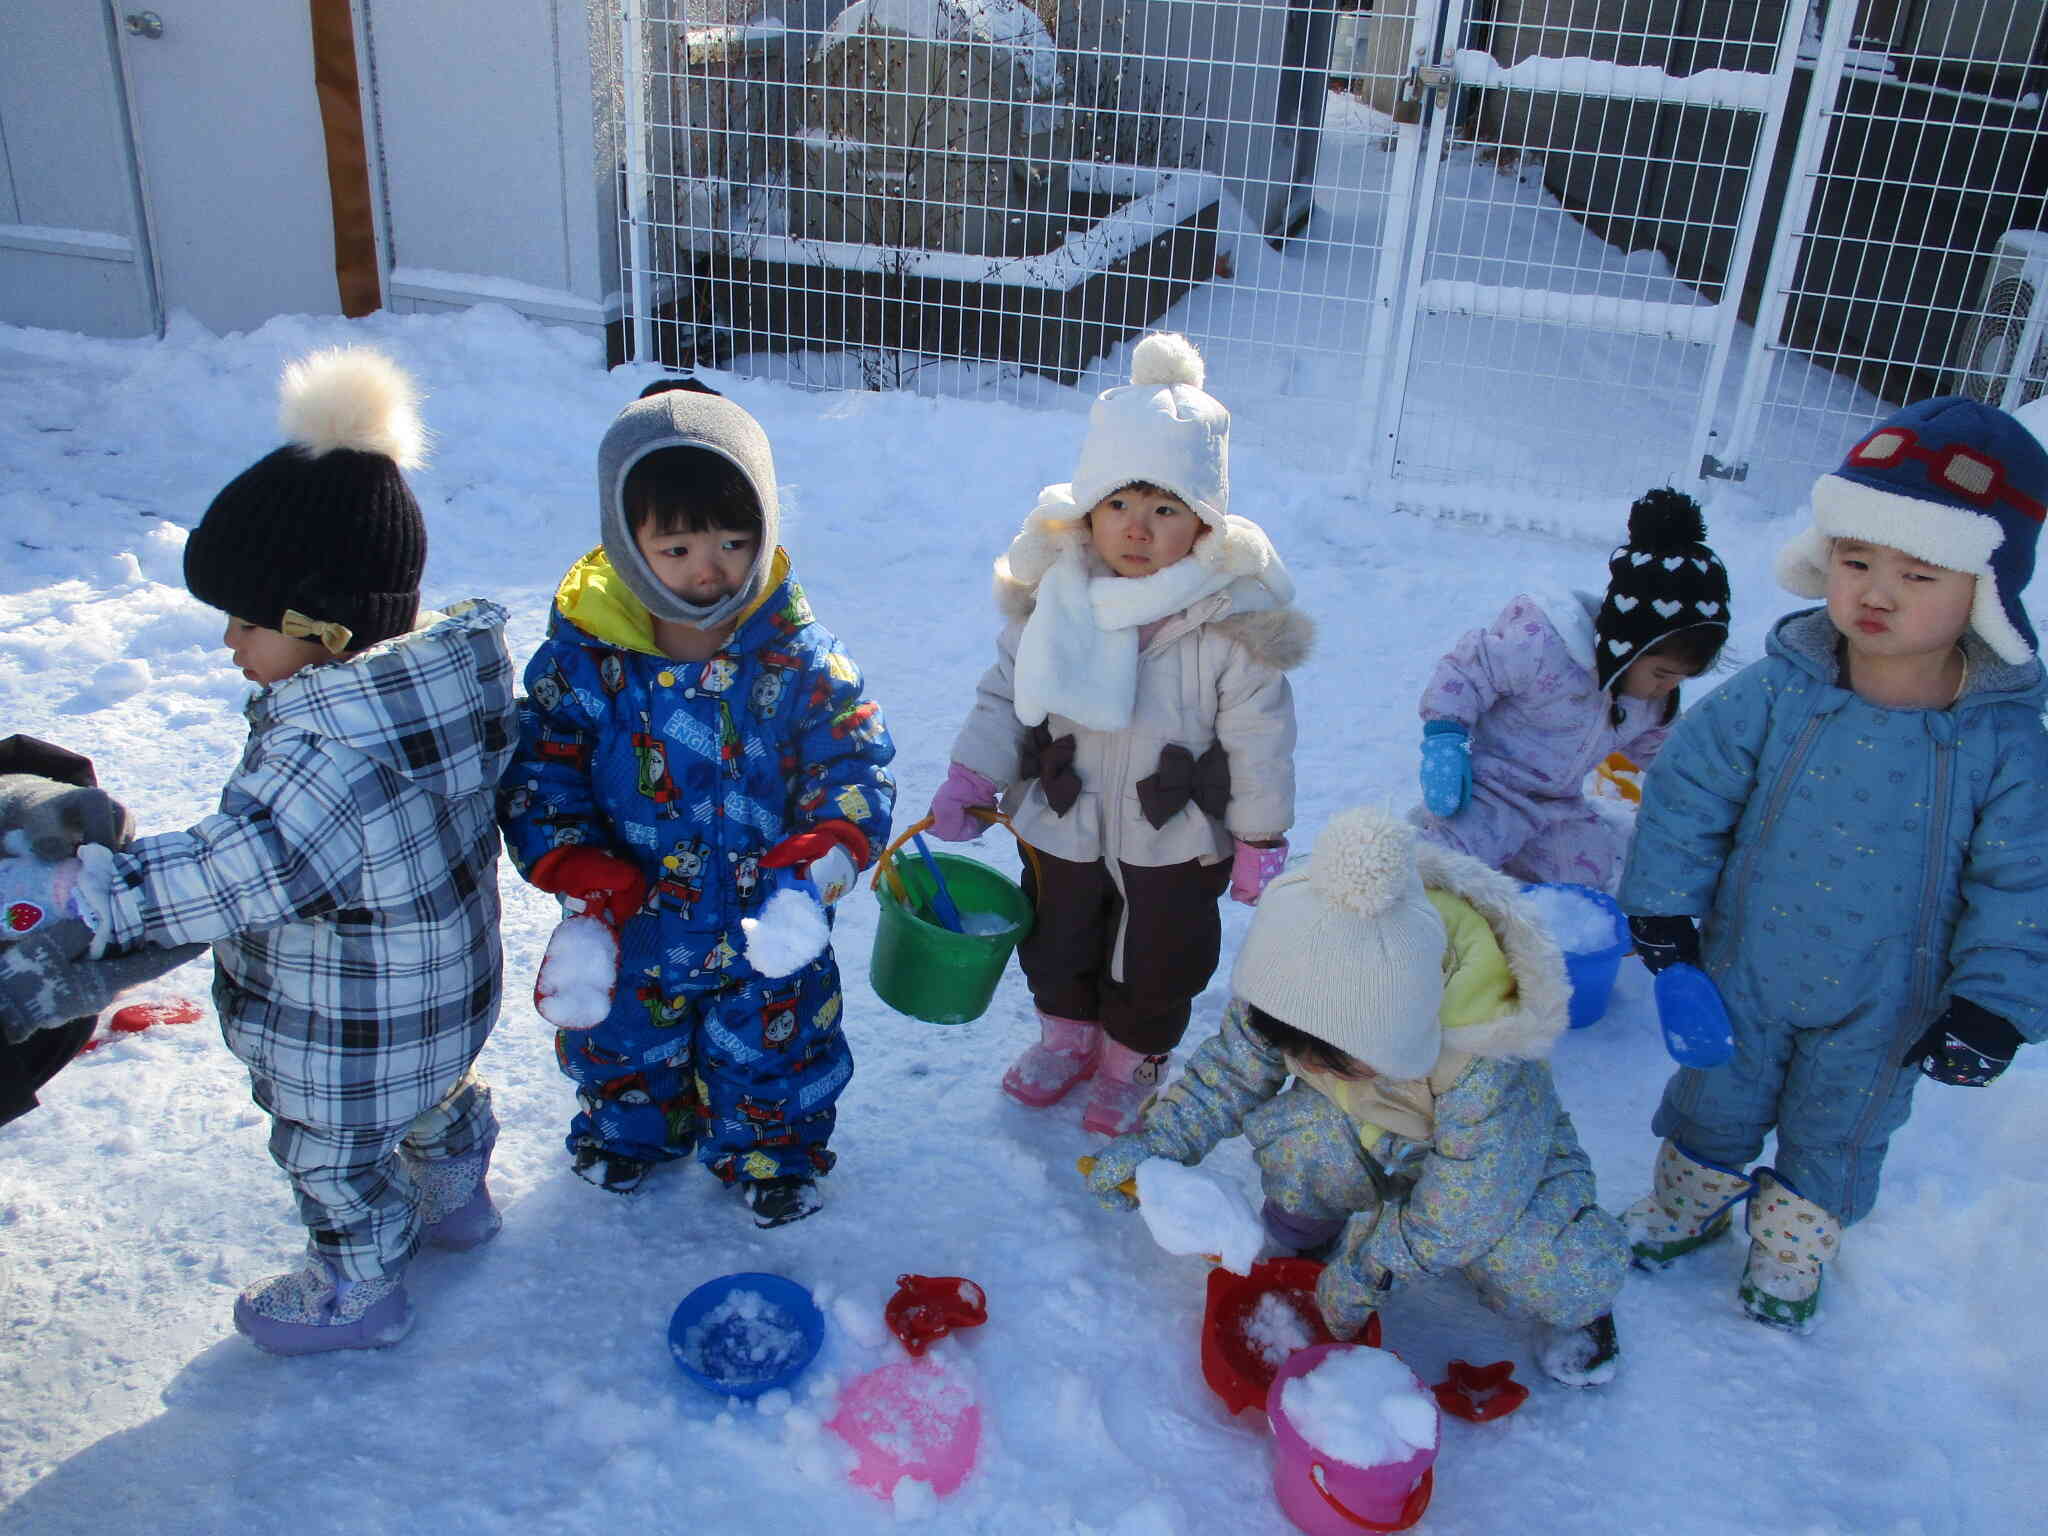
414,1126,502,1251
233,1255,414,1356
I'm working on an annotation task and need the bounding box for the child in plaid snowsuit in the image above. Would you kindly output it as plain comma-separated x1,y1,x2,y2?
86,349,517,1355
499,378,894,1228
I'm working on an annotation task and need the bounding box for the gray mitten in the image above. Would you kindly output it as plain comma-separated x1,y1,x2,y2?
1314,1215,1393,1341
1083,1132,1157,1211
0,920,205,1044
0,774,135,861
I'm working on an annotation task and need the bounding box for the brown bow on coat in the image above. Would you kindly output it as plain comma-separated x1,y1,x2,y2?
1136,742,1231,829
1021,725,1083,815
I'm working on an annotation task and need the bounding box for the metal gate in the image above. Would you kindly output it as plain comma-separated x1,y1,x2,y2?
1722,0,2048,510
1374,0,1807,523
613,2,2046,520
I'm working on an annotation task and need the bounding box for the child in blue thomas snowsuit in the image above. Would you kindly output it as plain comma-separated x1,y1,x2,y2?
500,379,894,1228
1620,396,2048,1329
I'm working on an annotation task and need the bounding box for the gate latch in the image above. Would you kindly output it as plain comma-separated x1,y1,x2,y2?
1408,63,1455,109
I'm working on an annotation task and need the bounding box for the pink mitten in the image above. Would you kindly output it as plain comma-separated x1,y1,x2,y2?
1228,838,1288,906
928,763,999,842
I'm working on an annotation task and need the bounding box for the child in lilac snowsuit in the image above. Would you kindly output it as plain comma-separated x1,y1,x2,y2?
1415,490,1730,890
499,378,894,1229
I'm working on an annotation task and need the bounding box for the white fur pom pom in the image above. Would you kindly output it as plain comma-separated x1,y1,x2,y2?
1129,332,1205,391
1309,808,1418,918
278,347,427,467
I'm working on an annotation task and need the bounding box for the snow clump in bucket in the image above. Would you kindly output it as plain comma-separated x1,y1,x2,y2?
1243,1292,1317,1366
958,910,1017,937
1522,884,1620,955
1280,1348,1439,1469
676,1288,808,1389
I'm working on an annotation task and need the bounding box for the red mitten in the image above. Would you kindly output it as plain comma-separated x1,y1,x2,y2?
762,821,869,906
529,846,647,927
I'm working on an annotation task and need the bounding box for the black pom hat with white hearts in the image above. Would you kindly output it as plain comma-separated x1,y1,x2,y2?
1594,488,1731,691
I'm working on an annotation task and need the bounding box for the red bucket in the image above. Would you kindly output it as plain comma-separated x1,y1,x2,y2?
1200,1257,1377,1415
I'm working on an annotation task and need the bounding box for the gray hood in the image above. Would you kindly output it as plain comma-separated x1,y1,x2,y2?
595,385,782,629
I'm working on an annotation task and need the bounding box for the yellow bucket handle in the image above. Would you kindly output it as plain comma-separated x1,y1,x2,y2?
871,808,1041,905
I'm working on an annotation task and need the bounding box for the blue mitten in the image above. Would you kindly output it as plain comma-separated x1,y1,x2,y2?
1654,962,1733,1067
1418,720,1472,818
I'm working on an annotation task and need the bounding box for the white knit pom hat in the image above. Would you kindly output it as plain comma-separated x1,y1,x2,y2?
1067,332,1230,527
1231,809,1446,1079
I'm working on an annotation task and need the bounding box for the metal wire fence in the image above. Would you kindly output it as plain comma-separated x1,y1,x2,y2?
614,2,2048,510
1727,0,2048,486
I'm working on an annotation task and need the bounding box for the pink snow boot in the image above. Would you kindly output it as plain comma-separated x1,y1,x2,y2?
1081,1039,1169,1137
1001,1012,1102,1107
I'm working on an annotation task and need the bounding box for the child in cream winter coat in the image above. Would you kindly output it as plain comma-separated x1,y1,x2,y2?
929,334,1310,1135
1087,809,1629,1385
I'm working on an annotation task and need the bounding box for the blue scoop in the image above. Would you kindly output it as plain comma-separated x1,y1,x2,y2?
911,833,965,933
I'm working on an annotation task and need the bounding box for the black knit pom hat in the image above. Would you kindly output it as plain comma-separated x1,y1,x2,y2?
1594,488,1731,691
183,348,428,655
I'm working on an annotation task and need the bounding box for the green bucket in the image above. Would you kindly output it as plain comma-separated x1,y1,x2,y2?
870,834,1033,1026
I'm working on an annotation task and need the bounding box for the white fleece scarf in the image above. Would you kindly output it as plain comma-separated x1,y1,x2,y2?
1012,540,1238,731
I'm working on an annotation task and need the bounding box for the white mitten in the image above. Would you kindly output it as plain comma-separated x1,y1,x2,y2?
534,914,619,1030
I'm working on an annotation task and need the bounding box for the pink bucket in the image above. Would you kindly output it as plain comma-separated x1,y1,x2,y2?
1266,1343,1437,1535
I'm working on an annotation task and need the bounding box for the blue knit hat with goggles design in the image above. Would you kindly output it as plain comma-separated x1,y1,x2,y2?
1776,395,2048,663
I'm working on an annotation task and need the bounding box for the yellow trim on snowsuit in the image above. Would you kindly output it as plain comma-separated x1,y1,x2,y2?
552,545,791,655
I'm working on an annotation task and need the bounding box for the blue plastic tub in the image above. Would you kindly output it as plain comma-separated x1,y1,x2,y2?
668,1272,824,1400
1523,882,1629,1029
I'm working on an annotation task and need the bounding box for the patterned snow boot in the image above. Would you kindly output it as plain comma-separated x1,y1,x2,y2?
1536,1312,1621,1387
1001,1012,1102,1108
414,1125,502,1251
1740,1168,1840,1332
1624,1138,1755,1268
234,1254,414,1356
743,1175,823,1229
1080,1039,1170,1137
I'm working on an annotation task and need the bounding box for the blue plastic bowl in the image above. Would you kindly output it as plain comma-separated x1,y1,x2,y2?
668,1272,824,1400
1523,882,1629,1029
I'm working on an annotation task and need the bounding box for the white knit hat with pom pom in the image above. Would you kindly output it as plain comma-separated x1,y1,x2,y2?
1068,332,1230,526
1231,808,1447,1079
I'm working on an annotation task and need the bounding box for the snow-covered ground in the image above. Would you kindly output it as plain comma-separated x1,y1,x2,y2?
2,113,2042,1535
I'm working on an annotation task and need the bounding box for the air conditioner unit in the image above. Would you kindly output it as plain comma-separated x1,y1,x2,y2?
1947,229,2048,410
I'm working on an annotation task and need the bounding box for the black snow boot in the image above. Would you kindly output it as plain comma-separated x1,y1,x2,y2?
743,1175,822,1229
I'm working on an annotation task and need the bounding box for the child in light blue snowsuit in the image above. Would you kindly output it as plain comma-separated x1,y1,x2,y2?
1620,396,2048,1329
1087,809,1628,1387
499,379,894,1228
